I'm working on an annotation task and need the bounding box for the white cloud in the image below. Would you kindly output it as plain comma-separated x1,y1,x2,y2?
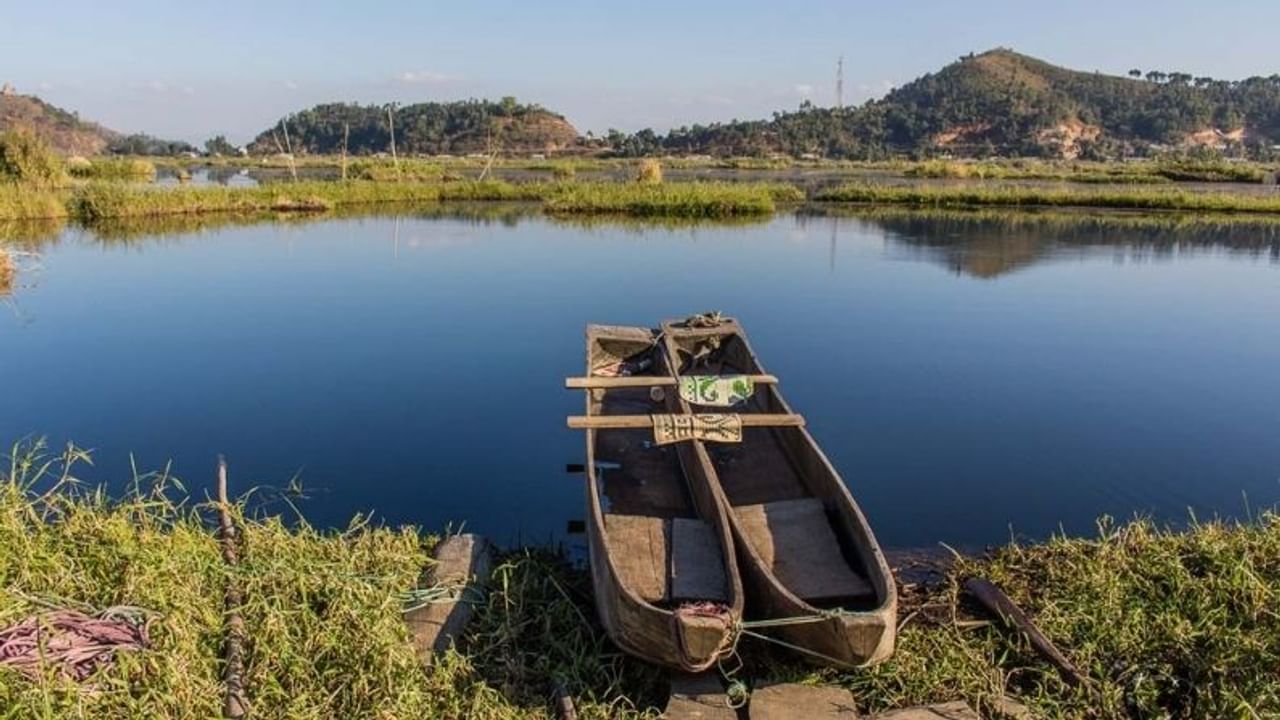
395,70,455,85
284,80,299,90
794,83,814,96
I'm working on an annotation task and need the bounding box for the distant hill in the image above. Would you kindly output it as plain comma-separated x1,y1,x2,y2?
248,99,580,156
0,89,118,156
0,88,196,156
617,49,1280,159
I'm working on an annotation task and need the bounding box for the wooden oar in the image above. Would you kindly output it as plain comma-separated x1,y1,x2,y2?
567,414,803,430
565,374,777,389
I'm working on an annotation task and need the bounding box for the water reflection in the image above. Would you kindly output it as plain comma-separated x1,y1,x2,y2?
2,207,1278,547
815,208,1280,278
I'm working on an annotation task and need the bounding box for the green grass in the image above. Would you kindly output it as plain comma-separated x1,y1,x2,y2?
67,158,158,182
845,517,1280,718
0,439,659,719
68,181,452,220
0,130,67,188
544,182,799,217
0,184,68,221
3,440,1277,719
816,183,1280,214
348,158,445,182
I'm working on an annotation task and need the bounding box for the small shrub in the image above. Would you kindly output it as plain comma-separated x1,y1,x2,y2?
636,158,663,184
0,128,67,188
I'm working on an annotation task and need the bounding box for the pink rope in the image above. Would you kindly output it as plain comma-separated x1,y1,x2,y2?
0,610,149,683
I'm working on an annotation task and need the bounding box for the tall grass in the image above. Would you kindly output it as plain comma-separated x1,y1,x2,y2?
3,439,1278,718
0,439,659,719
348,159,444,182
545,182,800,217
816,183,1280,213
67,158,158,182
0,129,67,188
844,516,1280,719
0,184,68,221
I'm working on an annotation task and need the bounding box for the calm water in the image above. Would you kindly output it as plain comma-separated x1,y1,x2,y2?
3,209,1279,548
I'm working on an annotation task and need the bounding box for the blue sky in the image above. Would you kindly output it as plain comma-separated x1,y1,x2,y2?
4,0,1279,143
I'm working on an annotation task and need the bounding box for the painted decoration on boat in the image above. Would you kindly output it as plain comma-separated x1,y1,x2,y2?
651,414,743,445
679,375,754,407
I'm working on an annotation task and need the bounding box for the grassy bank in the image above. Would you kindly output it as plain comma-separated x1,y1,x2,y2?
544,182,801,217
2,441,1276,719
0,184,68,221
67,157,158,182
64,180,789,221
816,182,1280,214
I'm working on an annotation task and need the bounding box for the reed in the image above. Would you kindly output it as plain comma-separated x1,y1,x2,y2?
0,129,67,188
816,183,1280,213
68,181,440,220
0,184,68,221
67,158,158,182
544,181,785,217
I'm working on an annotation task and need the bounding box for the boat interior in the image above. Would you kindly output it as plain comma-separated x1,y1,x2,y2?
665,327,879,611
589,330,729,609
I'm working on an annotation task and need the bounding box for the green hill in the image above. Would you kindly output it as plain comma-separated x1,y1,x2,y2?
619,49,1280,159
248,98,580,156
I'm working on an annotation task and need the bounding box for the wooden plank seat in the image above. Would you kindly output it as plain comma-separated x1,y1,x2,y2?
605,514,727,604
733,498,873,602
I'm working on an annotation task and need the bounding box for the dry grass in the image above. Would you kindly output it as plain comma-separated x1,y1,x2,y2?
635,159,663,184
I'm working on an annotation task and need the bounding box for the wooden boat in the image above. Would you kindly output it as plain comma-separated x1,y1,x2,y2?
659,316,896,667
571,324,744,671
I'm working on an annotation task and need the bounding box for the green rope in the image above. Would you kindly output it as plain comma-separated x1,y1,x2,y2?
398,583,485,614
712,608,856,704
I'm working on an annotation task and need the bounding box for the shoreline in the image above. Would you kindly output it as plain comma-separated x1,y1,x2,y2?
1,440,1276,718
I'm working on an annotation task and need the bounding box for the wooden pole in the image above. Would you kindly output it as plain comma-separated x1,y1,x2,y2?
567,414,803,430
964,578,1085,687
279,119,298,182
217,457,249,719
387,104,401,181
340,122,349,181
566,374,777,389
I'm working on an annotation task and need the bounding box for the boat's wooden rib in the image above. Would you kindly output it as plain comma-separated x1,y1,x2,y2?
577,324,744,671
659,317,897,668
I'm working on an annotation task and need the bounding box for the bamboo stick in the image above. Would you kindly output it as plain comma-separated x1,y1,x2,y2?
565,374,777,389
217,457,249,719
566,414,803,430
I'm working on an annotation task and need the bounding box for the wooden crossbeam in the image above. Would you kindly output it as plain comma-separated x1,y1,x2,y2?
566,414,803,430
564,374,777,389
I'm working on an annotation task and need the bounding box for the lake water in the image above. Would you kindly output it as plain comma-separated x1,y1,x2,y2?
3,208,1278,548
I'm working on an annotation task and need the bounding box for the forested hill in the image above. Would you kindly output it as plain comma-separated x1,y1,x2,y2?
247,98,579,155
614,49,1280,159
